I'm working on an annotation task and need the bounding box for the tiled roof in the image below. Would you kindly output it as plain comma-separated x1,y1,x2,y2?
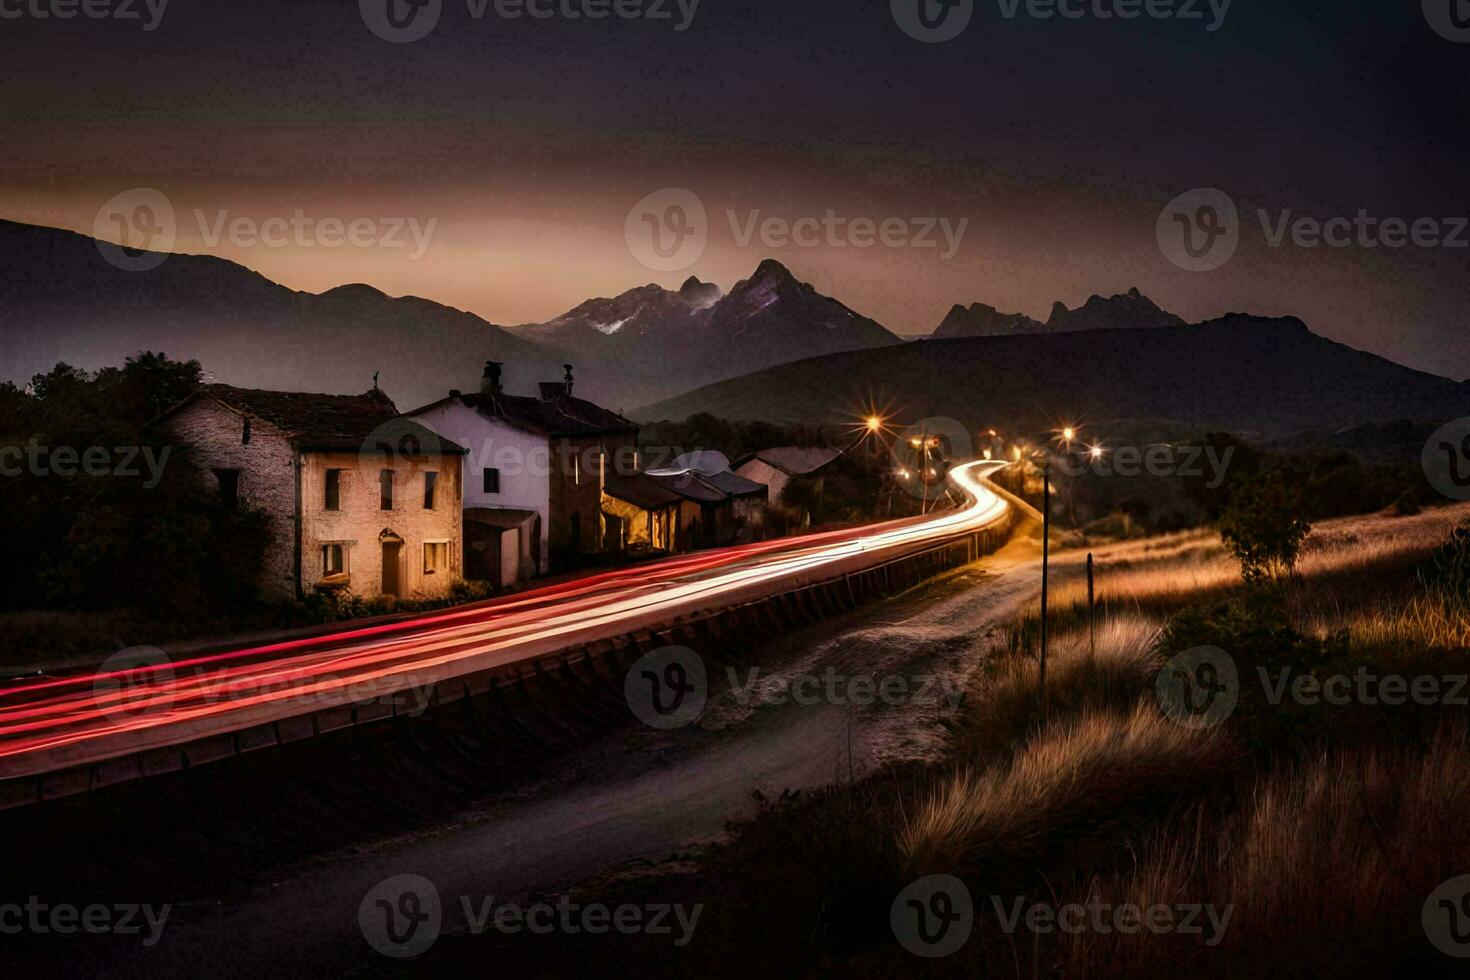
735,446,842,476
461,390,637,438
694,470,768,499
180,385,465,454
604,472,685,511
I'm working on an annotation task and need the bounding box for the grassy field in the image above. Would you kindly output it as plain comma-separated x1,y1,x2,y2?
537,500,1470,977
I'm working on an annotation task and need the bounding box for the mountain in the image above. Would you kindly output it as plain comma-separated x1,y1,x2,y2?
932,303,1044,338
0,219,557,410
0,221,900,410
637,315,1470,439
507,259,901,403
930,287,1183,339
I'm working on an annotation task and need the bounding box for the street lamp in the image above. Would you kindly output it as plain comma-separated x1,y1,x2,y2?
1021,424,1081,721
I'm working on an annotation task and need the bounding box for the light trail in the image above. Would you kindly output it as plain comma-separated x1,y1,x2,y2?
0,460,1012,781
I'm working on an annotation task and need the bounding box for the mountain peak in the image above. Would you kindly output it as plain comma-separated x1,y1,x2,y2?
751,258,796,283
1047,289,1184,333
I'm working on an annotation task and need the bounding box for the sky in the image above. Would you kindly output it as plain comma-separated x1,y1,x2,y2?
2,0,1467,378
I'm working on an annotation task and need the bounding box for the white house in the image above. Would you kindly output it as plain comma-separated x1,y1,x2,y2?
404,362,638,587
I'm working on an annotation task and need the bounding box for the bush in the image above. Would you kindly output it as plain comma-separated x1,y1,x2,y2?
1160,594,1359,756
1419,523,1470,614
1217,470,1312,584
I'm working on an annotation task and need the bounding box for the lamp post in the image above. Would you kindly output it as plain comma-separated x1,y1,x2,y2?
1029,426,1078,722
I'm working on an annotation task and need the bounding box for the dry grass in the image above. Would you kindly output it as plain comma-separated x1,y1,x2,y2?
901,701,1240,876
1058,721,1470,976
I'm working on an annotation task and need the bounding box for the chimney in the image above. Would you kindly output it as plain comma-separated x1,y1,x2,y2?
481,361,503,397
563,363,575,398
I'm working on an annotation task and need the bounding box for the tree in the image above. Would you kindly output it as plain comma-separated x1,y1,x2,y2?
1217,469,1312,584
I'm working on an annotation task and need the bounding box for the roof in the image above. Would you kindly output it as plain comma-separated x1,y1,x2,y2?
159,384,466,455
693,470,768,499
605,469,768,511
465,507,539,530
406,388,637,439
734,446,842,477
604,472,685,511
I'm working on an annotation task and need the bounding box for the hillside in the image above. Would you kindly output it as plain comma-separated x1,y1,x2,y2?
637,315,1470,438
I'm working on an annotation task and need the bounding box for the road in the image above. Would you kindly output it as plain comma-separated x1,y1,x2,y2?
6,494,1043,977
0,460,1012,783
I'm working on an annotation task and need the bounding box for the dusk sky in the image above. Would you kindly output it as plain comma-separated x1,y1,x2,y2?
3,0,1466,377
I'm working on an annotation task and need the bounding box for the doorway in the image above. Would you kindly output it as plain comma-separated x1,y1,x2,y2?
381,540,402,596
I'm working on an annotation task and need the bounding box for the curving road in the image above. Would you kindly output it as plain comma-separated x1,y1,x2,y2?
0,460,1011,783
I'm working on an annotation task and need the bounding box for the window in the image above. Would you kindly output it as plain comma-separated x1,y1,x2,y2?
242,416,251,445
325,469,342,511
573,454,580,485
322,544,345,576
423,541,447,575
379,469,393,510
215,468,239,509
423,471,439,509
483,467,501,494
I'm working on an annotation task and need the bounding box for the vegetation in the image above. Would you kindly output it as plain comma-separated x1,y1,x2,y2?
575,502,1470,976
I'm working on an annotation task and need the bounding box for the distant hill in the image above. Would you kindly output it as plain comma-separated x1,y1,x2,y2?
931,287,1183,339
0,219,558,411
637,315,1470,439
0,221,899,410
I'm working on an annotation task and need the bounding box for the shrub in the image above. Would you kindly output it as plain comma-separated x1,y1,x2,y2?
1217,470,1312,584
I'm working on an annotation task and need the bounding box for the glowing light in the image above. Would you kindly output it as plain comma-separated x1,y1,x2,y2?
1062,426,1077,442
865,415,883,433
1089,445,1105,460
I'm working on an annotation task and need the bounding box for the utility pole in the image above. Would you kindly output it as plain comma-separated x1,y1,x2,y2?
1087,551,1095,662
1039,453,1050,722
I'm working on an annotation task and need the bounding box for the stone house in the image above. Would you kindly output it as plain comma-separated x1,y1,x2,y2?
156,384,467,602
404,362,639,584
733,446,842,508
602,467,767,552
